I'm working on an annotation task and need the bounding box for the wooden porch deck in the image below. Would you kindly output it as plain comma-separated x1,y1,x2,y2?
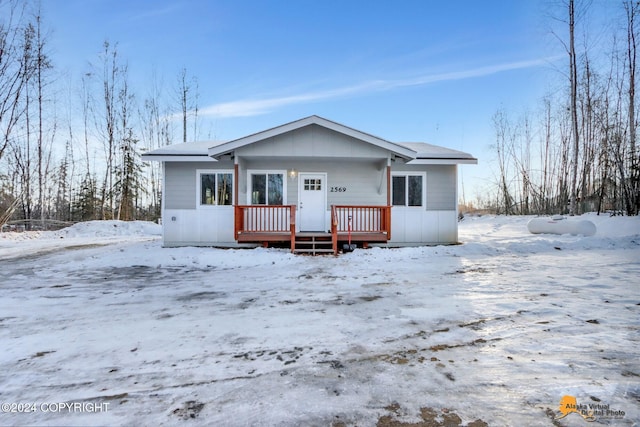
237,230,388,254
235,205,391,255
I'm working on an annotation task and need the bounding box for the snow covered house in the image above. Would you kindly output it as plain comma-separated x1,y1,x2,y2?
142,115,476,253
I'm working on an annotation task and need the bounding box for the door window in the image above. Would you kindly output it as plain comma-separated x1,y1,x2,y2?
303,178,322,191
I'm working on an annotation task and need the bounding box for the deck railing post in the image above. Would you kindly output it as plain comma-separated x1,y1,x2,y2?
290,205,296,253
234,205,242,239
385,205,391,240
331,205,338,255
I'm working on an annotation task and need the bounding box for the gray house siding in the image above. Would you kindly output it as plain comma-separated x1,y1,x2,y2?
425,165,457,211
391,164,457,210
165,160,455,212
165,161,235,209
236,124,391,159
241,158,386,209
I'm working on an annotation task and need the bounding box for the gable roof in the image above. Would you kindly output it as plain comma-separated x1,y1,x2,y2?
207,115,417,160
142,115,477,165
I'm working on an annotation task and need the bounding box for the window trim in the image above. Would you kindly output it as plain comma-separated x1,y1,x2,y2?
246,170,287,205
196,169,234,208
391,172,426,208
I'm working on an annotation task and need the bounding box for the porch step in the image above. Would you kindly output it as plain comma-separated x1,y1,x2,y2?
293,233,335,255
294,248,335,254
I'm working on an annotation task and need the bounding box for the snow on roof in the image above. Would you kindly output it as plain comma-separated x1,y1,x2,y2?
141,140,229,162
142,140,227,156
399,142,477,161
141,117,477,165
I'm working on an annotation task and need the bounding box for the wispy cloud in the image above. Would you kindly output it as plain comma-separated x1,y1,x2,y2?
200,56,562,119
128,2,183,21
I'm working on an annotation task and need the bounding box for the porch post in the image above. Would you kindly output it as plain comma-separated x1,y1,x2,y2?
387,158,392,241
386,159,391,206
234,160,240,241
234,160,239,206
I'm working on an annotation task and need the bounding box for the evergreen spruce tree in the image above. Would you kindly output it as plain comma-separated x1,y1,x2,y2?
115,129,145,221
72,173,98,221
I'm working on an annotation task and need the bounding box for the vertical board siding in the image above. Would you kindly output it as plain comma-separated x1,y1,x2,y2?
390,209,458,244
163,207,234,245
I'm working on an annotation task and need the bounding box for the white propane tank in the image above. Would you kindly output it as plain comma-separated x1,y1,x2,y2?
527,216,596,236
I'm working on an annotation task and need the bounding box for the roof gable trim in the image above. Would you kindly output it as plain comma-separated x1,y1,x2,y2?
208,115,417,159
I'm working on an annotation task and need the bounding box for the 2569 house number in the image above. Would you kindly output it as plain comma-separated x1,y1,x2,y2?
330,186,347,192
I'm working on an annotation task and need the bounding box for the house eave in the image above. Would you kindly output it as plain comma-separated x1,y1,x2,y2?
141,154,218,162
406,158,478,165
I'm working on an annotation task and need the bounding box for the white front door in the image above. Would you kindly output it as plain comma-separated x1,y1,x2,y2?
299,173,327,231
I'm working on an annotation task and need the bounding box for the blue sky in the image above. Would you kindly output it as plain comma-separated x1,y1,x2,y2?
40,0,614,200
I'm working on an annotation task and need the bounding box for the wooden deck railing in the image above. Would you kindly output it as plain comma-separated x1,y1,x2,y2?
331,205,391,253
234,205,296,250
235,204,389,255
331,205,391,235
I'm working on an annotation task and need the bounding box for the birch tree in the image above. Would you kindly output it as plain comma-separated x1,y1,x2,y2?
568,0,580,215
0,0,28,162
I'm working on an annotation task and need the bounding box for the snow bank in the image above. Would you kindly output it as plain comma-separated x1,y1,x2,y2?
456,213,639,259
0,220,161,242
53,220,161,238
0,220,161,261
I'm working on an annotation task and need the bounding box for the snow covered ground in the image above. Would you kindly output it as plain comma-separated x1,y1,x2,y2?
0,214,638,426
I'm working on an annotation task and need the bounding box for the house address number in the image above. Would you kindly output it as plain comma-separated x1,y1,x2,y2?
330,186,347,192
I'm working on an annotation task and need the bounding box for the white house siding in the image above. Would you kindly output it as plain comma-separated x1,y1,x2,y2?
162,208,235,247
389,210,457,245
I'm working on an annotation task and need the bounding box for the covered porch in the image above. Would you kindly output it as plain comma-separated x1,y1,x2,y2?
234,205,391,254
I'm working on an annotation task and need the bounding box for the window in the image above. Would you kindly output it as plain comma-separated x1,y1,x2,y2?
250,172,284,205
303,178,321,191
199,171,233,206
392,174,424,207
392,176,406,206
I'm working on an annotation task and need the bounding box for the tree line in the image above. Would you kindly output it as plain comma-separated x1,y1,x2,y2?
481,0,639,216
0,0,199,229
2,0,638,231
